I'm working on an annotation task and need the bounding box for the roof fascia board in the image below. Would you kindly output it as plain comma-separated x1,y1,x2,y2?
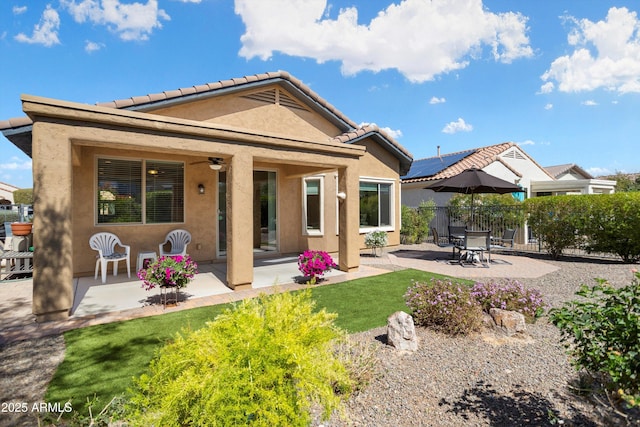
2,123,32,137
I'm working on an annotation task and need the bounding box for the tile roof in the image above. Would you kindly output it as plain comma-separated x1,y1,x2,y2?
0,71,412,169
545,163,594,179
401,142,518,183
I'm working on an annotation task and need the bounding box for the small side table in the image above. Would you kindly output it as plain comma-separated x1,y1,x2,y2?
137,251,157,271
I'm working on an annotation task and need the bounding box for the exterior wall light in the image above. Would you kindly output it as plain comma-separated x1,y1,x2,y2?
337,191,346,200
198,184,205,195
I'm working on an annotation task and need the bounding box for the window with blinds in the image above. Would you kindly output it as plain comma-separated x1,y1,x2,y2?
97,158,184,224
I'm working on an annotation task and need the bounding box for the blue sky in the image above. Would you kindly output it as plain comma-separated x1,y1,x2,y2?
2,0,640,189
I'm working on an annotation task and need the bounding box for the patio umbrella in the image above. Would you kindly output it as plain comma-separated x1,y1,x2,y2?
426,167,524,227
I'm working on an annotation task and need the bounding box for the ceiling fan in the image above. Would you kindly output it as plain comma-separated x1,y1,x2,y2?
190,157,224,170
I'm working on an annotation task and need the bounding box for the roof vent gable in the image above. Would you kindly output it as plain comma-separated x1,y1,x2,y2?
241,88,309,112
503,149,525,160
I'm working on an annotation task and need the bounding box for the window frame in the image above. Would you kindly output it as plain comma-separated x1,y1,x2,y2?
358,177,395,233
95,156,186,226
302,175,324,236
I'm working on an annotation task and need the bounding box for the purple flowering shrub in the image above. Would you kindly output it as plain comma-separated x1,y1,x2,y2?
138,255,198,290
471,279,547,323
298,250,338,284
404,279,483,336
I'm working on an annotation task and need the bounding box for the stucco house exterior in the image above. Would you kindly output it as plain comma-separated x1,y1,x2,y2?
0,71,412,322
401,142,615,208
537,163,616,196
0,182,19,205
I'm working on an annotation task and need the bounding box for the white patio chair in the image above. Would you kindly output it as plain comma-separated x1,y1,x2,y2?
89,232,131,284
159,229,191,257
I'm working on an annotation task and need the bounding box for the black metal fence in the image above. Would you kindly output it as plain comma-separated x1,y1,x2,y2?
415,205,618,260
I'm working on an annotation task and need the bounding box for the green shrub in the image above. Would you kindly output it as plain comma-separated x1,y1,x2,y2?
125,290,352,426
404,279,483,335
525,195,580,259
525,193,640,262
13,188,33,205
582,192,640,263
400,200,435,244
549,271,640,409
470,279,547,323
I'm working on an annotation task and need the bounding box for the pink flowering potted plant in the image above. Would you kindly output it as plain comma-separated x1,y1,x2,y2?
138,255,198,291
297,250,338,284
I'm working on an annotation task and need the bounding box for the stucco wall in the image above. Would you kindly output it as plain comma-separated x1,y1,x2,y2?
151,87,343,142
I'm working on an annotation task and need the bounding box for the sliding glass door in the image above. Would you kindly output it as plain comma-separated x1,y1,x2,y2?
217,170,277,257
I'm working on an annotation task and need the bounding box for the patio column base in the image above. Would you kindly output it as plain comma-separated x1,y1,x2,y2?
228,282,252,291
35,309,69,323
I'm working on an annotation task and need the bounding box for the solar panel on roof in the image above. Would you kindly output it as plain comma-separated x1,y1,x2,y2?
401,150,474,180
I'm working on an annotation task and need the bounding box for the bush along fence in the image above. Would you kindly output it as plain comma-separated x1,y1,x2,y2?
403,192,640,262
525,192,640,262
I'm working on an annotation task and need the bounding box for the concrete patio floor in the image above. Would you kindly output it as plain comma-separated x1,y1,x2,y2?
0,245,559,344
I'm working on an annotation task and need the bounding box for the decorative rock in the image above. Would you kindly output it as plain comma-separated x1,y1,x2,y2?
489,308,526,336
387,311,418,351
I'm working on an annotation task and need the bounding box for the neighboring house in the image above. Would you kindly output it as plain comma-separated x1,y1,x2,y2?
0,181,19,205
538,163,616,196
0,71,412,322
401,142,615,207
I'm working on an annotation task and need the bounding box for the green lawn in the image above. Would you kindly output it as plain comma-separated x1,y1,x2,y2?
46,269,466,417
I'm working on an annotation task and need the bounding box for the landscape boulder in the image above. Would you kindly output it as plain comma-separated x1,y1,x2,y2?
387,311,418,351
489,308,526,336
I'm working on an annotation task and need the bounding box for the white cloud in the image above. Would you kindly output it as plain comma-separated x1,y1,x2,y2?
442,118,473,134
541,7,640,93
85,40,104,52
0,158,33,171
360,122,403,139
544,103,553,110
515,139,550,146
581,100,598,106
62,0,170,41
516,139,535,146
429,96,446,104
235,0,533,82
538,82,554,94
380,126,403,139
13,6,27,15
14,5,60,46
586,166,612,177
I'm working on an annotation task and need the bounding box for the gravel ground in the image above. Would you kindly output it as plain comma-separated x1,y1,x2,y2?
1,253,638,426
322,255,639,427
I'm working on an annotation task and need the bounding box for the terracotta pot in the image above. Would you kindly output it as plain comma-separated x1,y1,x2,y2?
11,222,33,236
